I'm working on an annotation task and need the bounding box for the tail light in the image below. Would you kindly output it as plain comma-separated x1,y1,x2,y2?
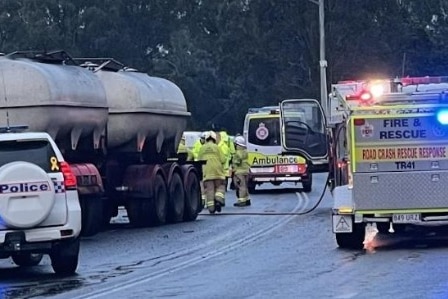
353,118,365,126
60,161,77,190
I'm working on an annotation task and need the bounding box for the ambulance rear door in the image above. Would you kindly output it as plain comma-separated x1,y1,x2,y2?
279,99,329,171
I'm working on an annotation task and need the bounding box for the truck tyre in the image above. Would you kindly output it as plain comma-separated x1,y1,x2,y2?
102,201,116,228
336,223,365,250
80,196,103,237
12,253,43,267
183,171,200,221
127,197,150,227
149,174,168,226
50,237,80,276
302,173,313,193
167,172,185,223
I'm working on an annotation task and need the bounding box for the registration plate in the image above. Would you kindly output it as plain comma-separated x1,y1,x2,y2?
392,213,421,224
276,165,298,173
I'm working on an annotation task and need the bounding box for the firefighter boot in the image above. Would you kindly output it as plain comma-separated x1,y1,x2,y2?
215,200,222,213
207,200,216,214
234,198,250,207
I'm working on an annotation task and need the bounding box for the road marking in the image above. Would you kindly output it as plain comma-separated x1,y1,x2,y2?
73,194,305,299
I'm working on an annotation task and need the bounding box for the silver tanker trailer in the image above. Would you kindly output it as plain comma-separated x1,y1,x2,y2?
0,50,202,236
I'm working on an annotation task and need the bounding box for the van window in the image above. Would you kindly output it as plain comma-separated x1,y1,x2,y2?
0,140,57,172
248,117,280,146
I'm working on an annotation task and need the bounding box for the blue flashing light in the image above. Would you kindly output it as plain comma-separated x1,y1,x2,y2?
437,110,448,125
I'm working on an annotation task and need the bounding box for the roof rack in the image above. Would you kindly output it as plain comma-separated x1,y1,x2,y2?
4,50,77,65
72,57,128,72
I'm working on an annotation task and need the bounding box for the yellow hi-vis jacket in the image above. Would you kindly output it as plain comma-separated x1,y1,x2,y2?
219,131,232,177
198,141,226,181
192,139,203,161
177,141,194,161
232,147,250,175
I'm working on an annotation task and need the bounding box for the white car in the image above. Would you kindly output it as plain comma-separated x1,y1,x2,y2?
0,129,81,275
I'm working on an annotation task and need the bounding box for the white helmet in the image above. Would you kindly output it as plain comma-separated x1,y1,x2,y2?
234,136,246,147
200,132,207,139
208,131,217,141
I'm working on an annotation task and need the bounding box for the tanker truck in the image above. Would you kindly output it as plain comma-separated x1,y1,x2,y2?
0,50,203,237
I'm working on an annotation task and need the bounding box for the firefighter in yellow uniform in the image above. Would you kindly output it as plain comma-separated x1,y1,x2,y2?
177,135,194,161
192,132,207,207
198,131,226,213
232,136,251,207
192,132,207,161
218,131,232,190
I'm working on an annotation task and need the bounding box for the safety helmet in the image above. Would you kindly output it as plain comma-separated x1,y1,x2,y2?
208,131,217,141
234,136,246,147
200,132,207,139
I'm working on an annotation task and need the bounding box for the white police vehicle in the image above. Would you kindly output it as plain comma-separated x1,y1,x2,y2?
0,126,81,275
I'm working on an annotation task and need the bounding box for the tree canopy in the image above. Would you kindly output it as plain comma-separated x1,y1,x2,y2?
0,0,447,133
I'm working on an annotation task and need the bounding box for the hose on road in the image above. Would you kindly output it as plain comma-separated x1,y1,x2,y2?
200,171,331,216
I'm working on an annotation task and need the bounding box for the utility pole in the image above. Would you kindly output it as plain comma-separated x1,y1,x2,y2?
318,0,328,119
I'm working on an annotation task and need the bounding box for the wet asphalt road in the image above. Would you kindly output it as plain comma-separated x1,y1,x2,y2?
2,173,448,299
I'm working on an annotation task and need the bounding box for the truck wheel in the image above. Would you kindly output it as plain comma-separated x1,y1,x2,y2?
127,198,150,227
12,253,43,267
336,223,365,250
50,237,80,276
80,196,103,237
102,201,116,228
302,173,313,193
183,171,200,221
149,174,168,226
167,172,185,223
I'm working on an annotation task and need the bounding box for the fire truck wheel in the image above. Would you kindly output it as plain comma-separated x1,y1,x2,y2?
336,223,365,250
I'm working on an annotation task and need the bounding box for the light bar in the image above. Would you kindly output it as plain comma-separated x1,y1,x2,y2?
437,109,448,125
400,76,448,86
